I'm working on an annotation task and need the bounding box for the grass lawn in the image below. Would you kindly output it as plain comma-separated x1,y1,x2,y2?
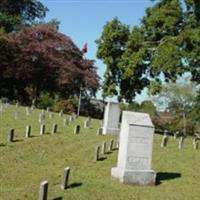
0,104,200,200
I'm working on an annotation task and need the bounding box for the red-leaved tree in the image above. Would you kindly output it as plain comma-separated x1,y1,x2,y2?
0,24,99,103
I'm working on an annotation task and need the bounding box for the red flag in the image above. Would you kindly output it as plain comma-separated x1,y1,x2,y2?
81,43,87,53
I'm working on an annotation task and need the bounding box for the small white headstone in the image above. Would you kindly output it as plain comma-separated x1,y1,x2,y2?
102,102,120,135
111,111,156,185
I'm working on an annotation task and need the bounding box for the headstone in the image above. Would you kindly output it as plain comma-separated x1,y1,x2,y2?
46,107,50,113
26,107,31,116
178,136,185,149
193,138,199,150
84,120,90,128
39,181,48,200
102,102,120,135
161,131,168,148
111,111,156,185
39,113,45,124
63,117,69,126
108,140,114,151
25,125,31,138
96,127,103,135
8,129,14,142
40,124,45,135
52,123,58,134
59,110,64,117
101,141,106,154
94,146,100,161
69,116,73,122
14,111,20,120
61,167,70,190
174,131,179,140
74,125,80,134
16,102,19,108
49,112,54,119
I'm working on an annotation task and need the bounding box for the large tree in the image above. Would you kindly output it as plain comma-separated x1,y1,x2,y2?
96,17,130,101
0,0,48,33
97,0,200,102
0,24,99,103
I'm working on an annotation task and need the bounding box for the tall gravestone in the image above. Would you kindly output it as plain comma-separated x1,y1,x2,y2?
102,102,120,135
111,111,156,185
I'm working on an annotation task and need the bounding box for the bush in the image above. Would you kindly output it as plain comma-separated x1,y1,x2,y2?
37,93,55,109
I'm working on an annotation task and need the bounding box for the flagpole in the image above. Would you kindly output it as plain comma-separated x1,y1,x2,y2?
77,43,87,117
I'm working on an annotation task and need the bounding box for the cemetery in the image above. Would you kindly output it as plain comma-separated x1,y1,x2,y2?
0,103,200,200
1,0,200,200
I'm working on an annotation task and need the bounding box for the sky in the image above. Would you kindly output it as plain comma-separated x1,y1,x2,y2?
42,0,155,102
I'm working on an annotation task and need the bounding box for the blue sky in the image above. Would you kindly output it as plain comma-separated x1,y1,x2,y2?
42,0,155,102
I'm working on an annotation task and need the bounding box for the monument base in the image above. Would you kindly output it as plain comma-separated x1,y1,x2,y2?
111,167,156,185
102,127,120,135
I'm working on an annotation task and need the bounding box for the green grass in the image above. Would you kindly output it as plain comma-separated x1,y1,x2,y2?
0,104,200,200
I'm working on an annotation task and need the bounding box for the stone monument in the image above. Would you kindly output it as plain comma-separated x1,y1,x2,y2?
111,111,156,185
102,102,120,135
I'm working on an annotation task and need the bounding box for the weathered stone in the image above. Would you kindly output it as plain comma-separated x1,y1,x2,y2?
39,181,48,200
63,117,69,126
111,111,156,185
49,112,54,119
40,124,45,135
84,120,90,128
26,107,31,116
39,113,45,124
178,136,185,149
74,125,80,134
8,129,14,142
61,167,70,190
14,111,20,120
102,102,120,135
25,125,31,138
101,141,106,154
96,127,103,135
52,124,58,134
108,140,114,151
94,146,100,161
193,138,199,150
59,110,64,117
161,131,168,148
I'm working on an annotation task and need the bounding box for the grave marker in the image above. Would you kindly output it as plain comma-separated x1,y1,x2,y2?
61,167,70,190
39,181,48,200
111,111,156,185
102,102,120,135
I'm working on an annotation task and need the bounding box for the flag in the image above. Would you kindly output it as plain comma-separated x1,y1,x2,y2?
81,43,88,53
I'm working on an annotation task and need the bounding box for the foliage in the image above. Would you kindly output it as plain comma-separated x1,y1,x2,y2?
96,17,130,101
0,0,48,32
97,0,200,102
54,97,77,113
0,24,100,104
37,93,56,109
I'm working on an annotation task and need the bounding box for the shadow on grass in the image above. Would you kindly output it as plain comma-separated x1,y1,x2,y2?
12,139,24,143
105,151,112,155
156,172,181,185
52,197,63,200
0,143,5,147
111,148,119,151
98,157,107,161
68,182,82,189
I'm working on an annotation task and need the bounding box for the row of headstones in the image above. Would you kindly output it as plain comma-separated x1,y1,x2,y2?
161,130,200,150
94,139,118,161
39,167,70,200
7,124,82,142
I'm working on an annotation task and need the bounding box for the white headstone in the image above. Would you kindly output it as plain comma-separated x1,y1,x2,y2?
102,102,120,135
111,111,156,185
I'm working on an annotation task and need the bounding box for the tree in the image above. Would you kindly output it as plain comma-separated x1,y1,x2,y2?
97,0,200,102
0,0,48,32
96,17,130,101
151,79,198,134
0,24,99,103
